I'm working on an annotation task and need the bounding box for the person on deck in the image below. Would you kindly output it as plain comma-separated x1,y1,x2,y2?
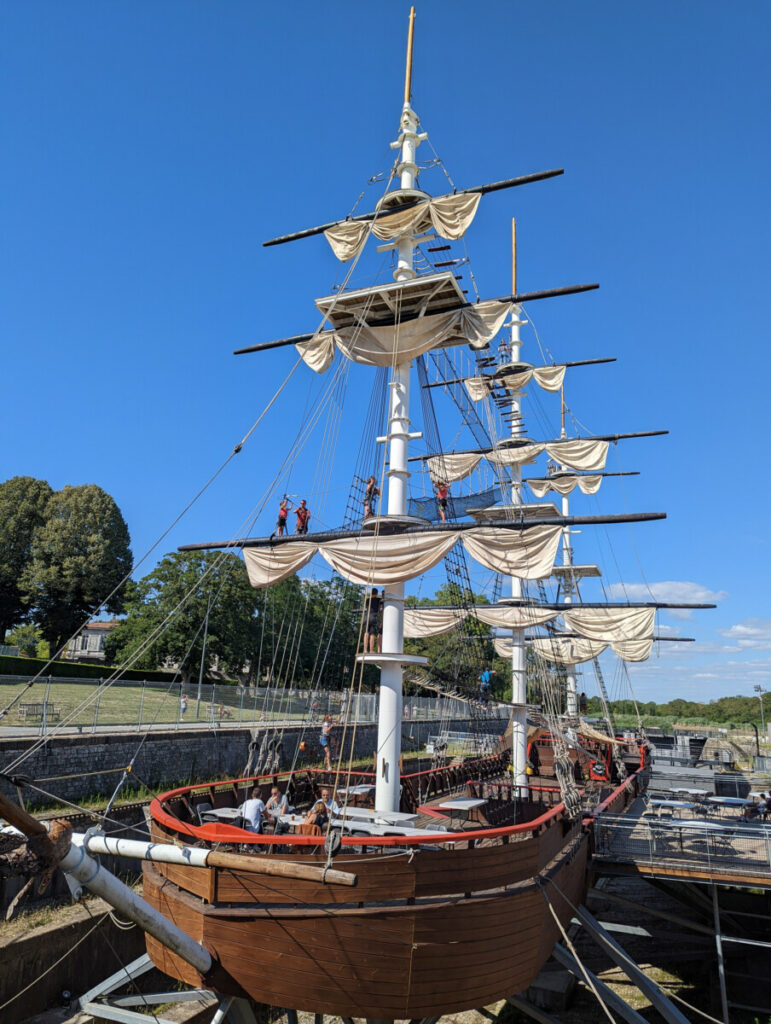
434,480,449,523
365,588,382,653
363,476,380,518
321,787,341,816
304,800,328,830
274,498,294,538
295,499,311,535
265,785,289,833
319,714,334,770
578,691,588,716
238,787,266,834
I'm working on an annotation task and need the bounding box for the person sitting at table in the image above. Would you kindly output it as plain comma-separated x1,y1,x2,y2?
304,800,328,830
266,785,288,818
764,794,771,820
238,786,266,833
321,787,341,816
741,798,762,822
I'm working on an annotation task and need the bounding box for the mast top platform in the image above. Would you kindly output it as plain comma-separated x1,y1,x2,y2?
552,564,602,580
315,270,465,331
360,514,431,532
468,502,560,523
376,187,429,212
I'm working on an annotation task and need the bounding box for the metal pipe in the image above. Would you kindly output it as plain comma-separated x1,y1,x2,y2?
60,836,213,975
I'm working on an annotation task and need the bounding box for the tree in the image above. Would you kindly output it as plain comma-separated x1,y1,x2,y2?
20,484,132,657
0,476,53,638
5,623,45,657
104,551,260,681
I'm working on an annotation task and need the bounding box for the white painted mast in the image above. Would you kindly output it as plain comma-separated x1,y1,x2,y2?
508,219,529,793
559,384,579,718
375,7,423,812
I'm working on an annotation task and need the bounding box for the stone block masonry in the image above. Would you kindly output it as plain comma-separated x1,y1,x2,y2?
0,716,506,808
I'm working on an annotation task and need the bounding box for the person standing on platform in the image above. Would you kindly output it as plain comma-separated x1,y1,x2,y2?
434,480,449,523
274,497,294,538
364,588,382,653
363,476,380,518
295,499,311,535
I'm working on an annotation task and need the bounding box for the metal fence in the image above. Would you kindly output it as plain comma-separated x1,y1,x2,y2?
593,813,771,881
0,675,508,736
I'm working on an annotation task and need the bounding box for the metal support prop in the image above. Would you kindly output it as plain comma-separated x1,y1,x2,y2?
713,884,730,1024
552,943,648,1024
574,905,690,1024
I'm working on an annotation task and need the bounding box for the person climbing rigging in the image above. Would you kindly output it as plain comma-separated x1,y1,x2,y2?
295,499,311,535
363,476,380,518
478,667,496,702
434,479,449,523
273,497,294,538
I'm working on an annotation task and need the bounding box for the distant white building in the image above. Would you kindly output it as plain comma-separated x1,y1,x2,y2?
64,620,118,663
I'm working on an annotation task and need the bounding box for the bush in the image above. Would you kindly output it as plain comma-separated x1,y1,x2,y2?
0,654,176,683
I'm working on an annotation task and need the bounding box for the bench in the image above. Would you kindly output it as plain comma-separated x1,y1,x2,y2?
18,702,61,723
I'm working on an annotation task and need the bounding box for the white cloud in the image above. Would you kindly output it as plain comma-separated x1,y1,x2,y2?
604,581,728,619
720,618,771,651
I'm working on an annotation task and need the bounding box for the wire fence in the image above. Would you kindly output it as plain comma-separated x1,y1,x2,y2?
0,674,508,736
593,813,771,881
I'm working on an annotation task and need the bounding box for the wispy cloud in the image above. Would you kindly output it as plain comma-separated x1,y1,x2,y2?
720,618,771,651
605,581,728,619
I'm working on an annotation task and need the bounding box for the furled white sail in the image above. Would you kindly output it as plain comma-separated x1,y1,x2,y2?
474,605,557,629
425,437,610,484
461,525,562,580
530,636,608,664
403,603,556,639
319,532,458,586
243,526,564,590
403,607,465,637
296,299,511,373
528,474,603,498
243,544,317,588
323,193,482,263
464,364,566,402
546,438,609,472
562,605,654,642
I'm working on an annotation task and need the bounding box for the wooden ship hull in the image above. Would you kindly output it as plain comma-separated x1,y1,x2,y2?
142,759,646,1017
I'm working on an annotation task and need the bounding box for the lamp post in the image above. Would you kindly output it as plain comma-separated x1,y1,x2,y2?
754,685,766,736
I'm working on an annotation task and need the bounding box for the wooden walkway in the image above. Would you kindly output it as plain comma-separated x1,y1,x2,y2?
592,797,771,889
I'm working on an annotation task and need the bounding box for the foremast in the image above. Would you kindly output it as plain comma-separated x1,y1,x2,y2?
376,7,423,812
558,385,579,719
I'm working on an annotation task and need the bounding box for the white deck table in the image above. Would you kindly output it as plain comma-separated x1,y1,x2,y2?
338,807,418,824
331,818,445,839
202,807,243,822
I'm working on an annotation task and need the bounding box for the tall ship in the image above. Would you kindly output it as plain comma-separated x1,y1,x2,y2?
1,10,713,1021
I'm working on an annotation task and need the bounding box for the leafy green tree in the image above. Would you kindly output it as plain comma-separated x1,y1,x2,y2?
0,476,53,638
20,484,132,657
4,624,44,657
104,551,260,681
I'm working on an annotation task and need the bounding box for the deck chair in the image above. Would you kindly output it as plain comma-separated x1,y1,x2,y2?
196,801,213,825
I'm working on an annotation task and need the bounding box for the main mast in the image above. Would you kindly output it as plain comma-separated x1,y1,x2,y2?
508,219,529,792
559,385,579,718
375,7,422,812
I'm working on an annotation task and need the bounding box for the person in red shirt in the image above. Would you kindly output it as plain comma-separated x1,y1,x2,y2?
274,497,293,537
295,499,311,535
434,479,449,523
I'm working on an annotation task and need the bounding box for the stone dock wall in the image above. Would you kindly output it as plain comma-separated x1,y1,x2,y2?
0,716,506,807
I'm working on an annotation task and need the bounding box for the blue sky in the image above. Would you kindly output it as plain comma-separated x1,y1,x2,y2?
2,2,769,704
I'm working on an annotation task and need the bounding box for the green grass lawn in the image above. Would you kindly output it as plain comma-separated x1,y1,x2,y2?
0,681,310,729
